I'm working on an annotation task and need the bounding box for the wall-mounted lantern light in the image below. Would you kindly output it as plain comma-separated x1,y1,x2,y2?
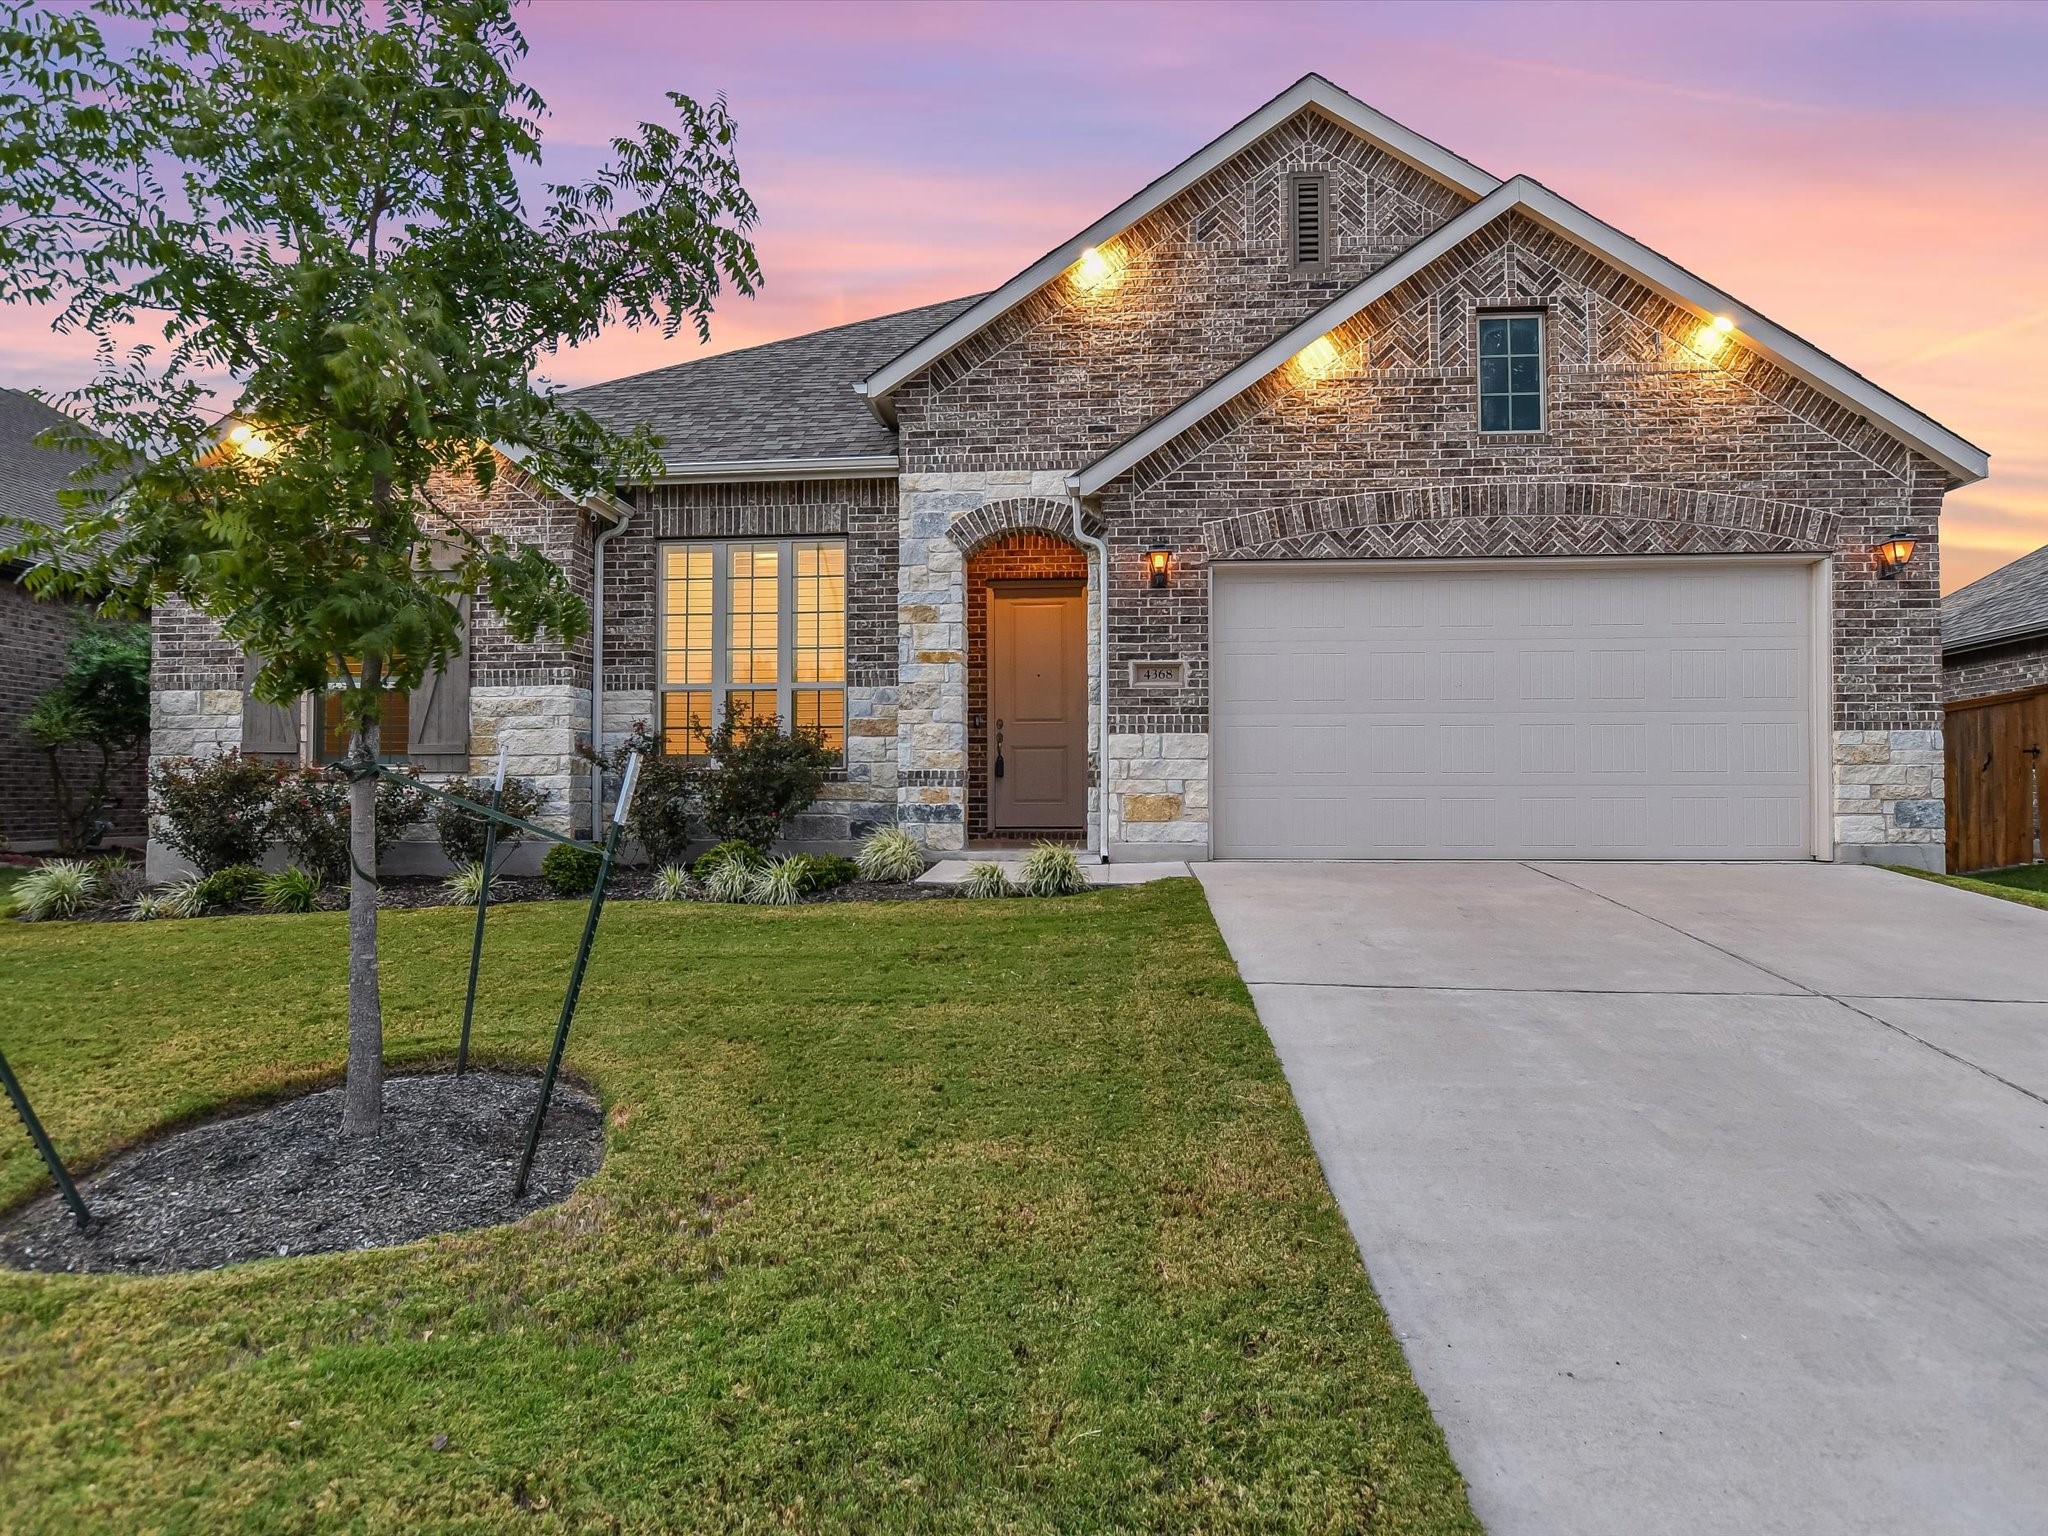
1145,546,1172,589
1875,531,1919,580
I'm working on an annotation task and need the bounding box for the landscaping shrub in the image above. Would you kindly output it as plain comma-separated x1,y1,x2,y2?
857,827,926,883
540,842,602,896
651,864,696,901
88,854,147,908
701,857,758,904
258,866,321,914
194,863,265,911
794,853,859,893
691,839,765,882
11,860,99,920
442,861,491,903
149,751,278,874
268,765,431,881
1018,841,1088,897
751,858,806,906
695,705,837,850
579,724,698,869
153,875,206,919
961,861,1014,900
430,773,550,867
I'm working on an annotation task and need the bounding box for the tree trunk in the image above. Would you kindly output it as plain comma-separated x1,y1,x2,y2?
340,726,383,1138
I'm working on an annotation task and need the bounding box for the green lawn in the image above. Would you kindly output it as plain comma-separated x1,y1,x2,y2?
1893,862,2048,912
0,883,1476,1534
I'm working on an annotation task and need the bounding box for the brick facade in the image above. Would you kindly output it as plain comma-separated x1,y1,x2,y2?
1,579,147,850
1945,638,2048,703
885,133,1954,866
147,461,599,877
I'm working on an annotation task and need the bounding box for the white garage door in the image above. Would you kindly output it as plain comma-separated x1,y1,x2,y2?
1211,561,1819,860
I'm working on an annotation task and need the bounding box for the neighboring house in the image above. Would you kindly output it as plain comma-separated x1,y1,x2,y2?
1,387,145,852
149,74,1988,875
1943,545,2048,702
1940,545,2048,874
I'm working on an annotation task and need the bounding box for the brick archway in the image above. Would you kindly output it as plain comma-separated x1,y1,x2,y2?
946,497,1101,557
965,530,1090,839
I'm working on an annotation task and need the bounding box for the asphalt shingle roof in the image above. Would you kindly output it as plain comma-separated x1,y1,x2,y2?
0,387,109,539
563,297,981,470
1945,543,2048,652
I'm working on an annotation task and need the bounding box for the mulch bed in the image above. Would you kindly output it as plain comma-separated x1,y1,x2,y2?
0,1072,603,1275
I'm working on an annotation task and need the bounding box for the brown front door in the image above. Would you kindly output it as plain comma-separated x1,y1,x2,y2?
990,581,1087,831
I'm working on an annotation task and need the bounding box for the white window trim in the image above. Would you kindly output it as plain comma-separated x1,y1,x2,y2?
1477,310,1545,434
656,535,848,753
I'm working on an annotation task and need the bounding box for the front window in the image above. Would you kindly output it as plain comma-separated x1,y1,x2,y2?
319,673,409,761
659,538,846,758
1478,313,1543,432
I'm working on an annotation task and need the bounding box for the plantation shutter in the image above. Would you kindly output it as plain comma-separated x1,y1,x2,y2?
408,595,472,769
240,654,301,761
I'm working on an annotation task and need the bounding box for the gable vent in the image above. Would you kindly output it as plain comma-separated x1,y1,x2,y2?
1291,174,1328,271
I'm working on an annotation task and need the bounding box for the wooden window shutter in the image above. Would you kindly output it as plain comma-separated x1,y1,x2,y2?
240,654,302,761
408,594,472,769
1290,173,1328,272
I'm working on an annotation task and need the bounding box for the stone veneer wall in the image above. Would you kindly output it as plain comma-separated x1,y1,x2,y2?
146,460,596,877
2,578,147,849
897,476,1102,851
1944,637,2048,703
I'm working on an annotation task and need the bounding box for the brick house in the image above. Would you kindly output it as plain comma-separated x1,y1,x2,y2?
2,387,145,853
1943,545,2048,704
151,75,1988,874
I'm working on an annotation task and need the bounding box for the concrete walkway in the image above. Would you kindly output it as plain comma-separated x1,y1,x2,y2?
1195,861,2048,1536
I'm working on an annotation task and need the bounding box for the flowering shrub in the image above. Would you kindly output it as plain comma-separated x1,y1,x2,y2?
431,773,550,867
148,751,279,874
694,704,836,851
580,722,696,868
267,765,431,882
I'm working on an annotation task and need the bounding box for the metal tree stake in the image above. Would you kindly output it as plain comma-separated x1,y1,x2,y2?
0,1045,89,1229
456,741,508,1075
514,749,640,1199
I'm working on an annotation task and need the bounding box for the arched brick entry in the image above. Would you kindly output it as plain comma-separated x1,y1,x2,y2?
946,497,1102,557
965,530,1090,839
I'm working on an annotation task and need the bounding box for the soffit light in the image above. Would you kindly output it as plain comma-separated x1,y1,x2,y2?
1072,244,1121,291
1293,335,1341,380
226,421,275,458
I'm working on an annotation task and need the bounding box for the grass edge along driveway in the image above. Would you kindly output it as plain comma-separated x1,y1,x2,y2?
0,881,1478,1534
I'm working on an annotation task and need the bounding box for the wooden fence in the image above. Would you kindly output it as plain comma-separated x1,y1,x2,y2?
1945,683,2048,873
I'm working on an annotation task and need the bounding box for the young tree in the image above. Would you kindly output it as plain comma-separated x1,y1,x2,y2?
21,620,151,853
0,0,759,1136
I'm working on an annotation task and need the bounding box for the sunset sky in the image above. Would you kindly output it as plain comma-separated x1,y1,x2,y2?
5,0,2044,591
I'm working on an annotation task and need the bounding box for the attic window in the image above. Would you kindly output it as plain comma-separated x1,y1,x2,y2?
1290,173,1328,273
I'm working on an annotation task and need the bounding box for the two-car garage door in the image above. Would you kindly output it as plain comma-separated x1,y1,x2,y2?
1211,561,1820,860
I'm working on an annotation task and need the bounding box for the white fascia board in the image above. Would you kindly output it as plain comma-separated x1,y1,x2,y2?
490,440,631,523
1508,183,1988,484
650,454,898,485
1073,176,1988,496
857,74,1500,416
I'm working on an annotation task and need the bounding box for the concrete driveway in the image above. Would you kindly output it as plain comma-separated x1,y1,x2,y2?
1195,861,2048,1536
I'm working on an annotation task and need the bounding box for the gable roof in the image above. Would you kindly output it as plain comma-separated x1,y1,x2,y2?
1944,544,2048,653
567,296,979,476
1071,175,1990,495
855,74,1500,418
0,387,112,540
